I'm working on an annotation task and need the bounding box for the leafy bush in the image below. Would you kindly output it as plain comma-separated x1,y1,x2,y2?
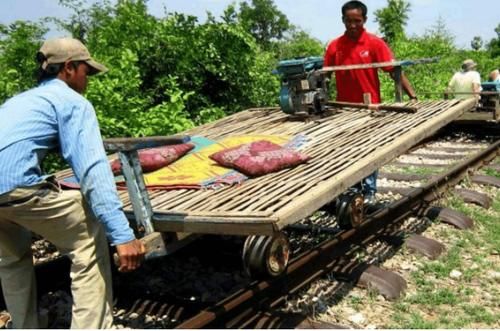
0,21,46,100
381,33,457,101
380,32,499,101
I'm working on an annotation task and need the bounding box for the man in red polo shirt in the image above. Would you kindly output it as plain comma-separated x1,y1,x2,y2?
324,0,417,204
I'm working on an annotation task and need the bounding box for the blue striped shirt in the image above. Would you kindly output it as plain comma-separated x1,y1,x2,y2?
0,78,134,245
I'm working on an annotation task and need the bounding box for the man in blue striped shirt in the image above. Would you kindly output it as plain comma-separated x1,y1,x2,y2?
0,37,145,328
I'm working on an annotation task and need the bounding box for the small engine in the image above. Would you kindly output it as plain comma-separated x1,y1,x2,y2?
275,57,329,116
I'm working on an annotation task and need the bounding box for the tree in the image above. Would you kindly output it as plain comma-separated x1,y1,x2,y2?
0,21,47,101
486,23,500,58
237,0,291,50
374,0,411,44
471,36,483,51
221,3,238,24
276,28,324,59
55,0,95,41
424,16,454,45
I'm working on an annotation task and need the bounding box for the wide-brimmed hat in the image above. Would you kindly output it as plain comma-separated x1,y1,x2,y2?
461,59,477,71
38,37,108,75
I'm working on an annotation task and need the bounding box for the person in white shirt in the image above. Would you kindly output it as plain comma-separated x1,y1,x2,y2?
446,59,481,100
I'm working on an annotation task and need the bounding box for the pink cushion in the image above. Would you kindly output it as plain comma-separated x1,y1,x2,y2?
209,140,309,177
110,143,194,175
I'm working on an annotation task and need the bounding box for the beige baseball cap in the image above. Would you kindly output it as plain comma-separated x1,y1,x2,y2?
39,37,108,75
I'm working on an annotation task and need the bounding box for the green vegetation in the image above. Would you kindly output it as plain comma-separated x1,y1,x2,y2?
374,0,411,44
488,24,500,58
382,164,442,176
418,246,462,278
392,311,439,329
0,0,498,154
485,168,500,178
348,295,363,309
374,0,499,101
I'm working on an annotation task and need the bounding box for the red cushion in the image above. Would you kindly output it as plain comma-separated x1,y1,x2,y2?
210,140,282,168
110,143,194,175
209,140,310,177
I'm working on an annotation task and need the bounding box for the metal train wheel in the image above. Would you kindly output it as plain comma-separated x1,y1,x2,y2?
335,192,364,229
242,232,290,278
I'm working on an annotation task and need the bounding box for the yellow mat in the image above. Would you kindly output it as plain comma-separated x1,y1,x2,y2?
142,135,291,189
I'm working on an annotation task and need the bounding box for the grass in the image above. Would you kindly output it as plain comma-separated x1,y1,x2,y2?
383,164,442,176
460,304,498,325
419,246,462,278
391,302,497,329
390,311,439,329
406,287,459,305
484,168,500,178
348,295,363,310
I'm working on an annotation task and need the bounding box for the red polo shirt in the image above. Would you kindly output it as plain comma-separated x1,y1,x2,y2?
323,29,394,103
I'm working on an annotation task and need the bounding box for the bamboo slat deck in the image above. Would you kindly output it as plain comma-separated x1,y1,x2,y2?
57,98,477,236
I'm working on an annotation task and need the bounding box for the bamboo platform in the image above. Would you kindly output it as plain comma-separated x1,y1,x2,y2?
57,98,477,236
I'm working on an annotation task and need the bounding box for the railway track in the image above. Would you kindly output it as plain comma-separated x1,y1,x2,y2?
1,125,499,329
174,134,499,329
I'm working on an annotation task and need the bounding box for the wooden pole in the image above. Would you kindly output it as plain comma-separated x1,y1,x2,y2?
327,101,418,113
393,66,403,102
321,57,439,73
